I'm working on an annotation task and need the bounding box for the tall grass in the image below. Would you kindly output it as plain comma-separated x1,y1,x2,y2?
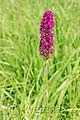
0,0,80,120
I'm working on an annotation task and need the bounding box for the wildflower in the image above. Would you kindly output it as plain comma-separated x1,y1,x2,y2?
39,10,54,59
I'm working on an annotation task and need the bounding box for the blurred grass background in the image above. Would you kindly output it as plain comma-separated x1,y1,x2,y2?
0,0,80,120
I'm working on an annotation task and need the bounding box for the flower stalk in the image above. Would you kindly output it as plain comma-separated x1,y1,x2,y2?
44,59,49,106
39,10,55,116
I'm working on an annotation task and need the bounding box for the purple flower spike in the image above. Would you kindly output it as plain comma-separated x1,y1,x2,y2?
39,10,55,59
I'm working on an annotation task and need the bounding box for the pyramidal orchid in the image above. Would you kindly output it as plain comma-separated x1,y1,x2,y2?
39,10,54,59
39,10,55,112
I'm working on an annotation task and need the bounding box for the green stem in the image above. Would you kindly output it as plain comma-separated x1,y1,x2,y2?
44,59,49,111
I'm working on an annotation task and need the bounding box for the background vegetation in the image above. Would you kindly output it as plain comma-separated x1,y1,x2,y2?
0,0,80,120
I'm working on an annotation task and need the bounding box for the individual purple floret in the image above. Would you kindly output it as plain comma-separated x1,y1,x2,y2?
39,10,54,59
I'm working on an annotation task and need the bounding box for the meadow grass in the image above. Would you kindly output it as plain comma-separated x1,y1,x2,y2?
0,0,80,120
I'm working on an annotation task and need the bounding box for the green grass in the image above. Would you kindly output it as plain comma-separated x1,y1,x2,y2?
0,0,80,120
